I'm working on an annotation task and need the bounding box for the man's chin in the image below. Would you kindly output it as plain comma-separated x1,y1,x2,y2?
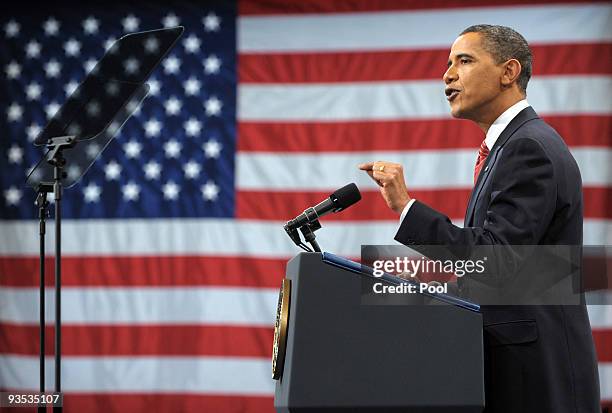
449,106,465,119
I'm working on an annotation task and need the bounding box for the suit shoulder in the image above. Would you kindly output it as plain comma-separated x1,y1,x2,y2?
507,118,572,158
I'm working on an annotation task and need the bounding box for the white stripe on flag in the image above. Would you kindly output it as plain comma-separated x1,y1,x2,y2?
238,4,612,52
236,148,612,190
0,355,274,395
0,287,277,326
587,292,612,329
0,220,609,257
238,76,612,121
600,362,612,401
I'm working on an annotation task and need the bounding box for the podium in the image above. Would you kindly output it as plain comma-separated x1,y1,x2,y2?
273,253,485,412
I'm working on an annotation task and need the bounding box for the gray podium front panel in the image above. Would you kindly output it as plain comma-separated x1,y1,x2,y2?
275,253,484,413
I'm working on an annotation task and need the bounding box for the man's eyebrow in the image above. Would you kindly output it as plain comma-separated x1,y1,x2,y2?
447,53,475,67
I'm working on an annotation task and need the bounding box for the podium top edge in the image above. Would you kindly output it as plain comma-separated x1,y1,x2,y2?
320,251,481,313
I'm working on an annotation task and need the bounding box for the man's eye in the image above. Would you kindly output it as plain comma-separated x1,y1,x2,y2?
460,59,470,64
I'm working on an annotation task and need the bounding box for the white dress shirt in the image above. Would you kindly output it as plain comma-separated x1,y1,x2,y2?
399,99,531,225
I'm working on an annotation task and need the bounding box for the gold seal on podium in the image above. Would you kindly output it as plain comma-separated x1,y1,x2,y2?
272,278,291,380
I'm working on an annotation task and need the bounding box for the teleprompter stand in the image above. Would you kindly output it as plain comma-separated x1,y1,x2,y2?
26,26,184,412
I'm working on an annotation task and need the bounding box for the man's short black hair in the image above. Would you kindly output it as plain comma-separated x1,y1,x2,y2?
461,24,533,94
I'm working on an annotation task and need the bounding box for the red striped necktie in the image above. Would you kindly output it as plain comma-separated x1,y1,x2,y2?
474,140,490,184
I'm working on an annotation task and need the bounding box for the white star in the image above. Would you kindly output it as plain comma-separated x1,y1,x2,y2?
105,82,120,96
26,82,42,100
163,55,180,75
107,121,122,136
164,96,182,116
143,118,162,137
7,103,23,122
64,80,79,96
67,164,81,181
25,41,41,58
204,96,222,116
162,13,180,28
162,180,180,200
66,123,82,137
203,12,220,32
164,139,181,158
184,117,202,137
203,139,222,159
85,142,101,159
64,38,81,57
183,35,201,54
86,101,101,117
183,77,201,96
4,20,20,38
44,59,61,78
4,186,22,205
83,183,101,202
201,180,219,201
8,145,23,164
82,16,99,35
26,124,41,142
147,79,160,96
143,160,161,180
123,140,142,158
84,58,97,74
5,61,21,79
125,99,142,116
203,55,221,74
122,182,140,201
122,15,139,32
124,57,140,75
144,36,159,54
43,17,60,36
45,102,60,119
183,160,201,179
104,160,122,180
104,37,117,51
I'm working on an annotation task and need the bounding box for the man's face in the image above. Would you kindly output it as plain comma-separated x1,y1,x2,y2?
443,32,506,122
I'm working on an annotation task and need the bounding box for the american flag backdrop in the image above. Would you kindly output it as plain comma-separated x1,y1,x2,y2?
0,0,610,412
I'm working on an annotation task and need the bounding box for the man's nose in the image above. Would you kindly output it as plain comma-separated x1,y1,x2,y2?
443,65,457,84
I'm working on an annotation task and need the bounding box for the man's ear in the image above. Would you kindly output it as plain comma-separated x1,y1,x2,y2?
501,59,521,88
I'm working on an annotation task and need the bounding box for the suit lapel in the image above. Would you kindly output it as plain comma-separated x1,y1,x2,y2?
464,107,539,227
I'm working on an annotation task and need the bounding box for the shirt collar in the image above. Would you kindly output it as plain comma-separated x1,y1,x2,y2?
484,99,530,150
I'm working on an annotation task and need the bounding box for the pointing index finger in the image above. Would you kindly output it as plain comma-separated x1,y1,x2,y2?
358,162,374,171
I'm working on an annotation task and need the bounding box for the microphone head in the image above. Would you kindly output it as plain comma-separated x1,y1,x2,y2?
331,183,361,211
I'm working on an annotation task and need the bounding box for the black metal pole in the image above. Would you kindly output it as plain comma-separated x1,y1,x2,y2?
36,190,48,413
53,161,63,413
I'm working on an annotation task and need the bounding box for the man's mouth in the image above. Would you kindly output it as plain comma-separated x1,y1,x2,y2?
445,88,460,102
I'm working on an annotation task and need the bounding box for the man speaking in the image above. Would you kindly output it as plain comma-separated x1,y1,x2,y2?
359,25,600,412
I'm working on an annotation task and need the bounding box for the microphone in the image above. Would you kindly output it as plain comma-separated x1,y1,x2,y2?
285,183,362,231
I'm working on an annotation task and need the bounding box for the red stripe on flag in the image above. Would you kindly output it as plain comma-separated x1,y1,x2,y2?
583,187,612,220
237,189,471,221
12,394,274,413
0,256,286,288
239,44,612,83
593,329,612,362
237,116,611,152
0,324,273,357
239,0,610,15
236,187,611,221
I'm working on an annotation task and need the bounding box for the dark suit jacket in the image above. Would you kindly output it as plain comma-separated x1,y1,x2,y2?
394,107,600,412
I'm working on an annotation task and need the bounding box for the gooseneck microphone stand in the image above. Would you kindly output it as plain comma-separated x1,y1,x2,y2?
284,219,322,253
